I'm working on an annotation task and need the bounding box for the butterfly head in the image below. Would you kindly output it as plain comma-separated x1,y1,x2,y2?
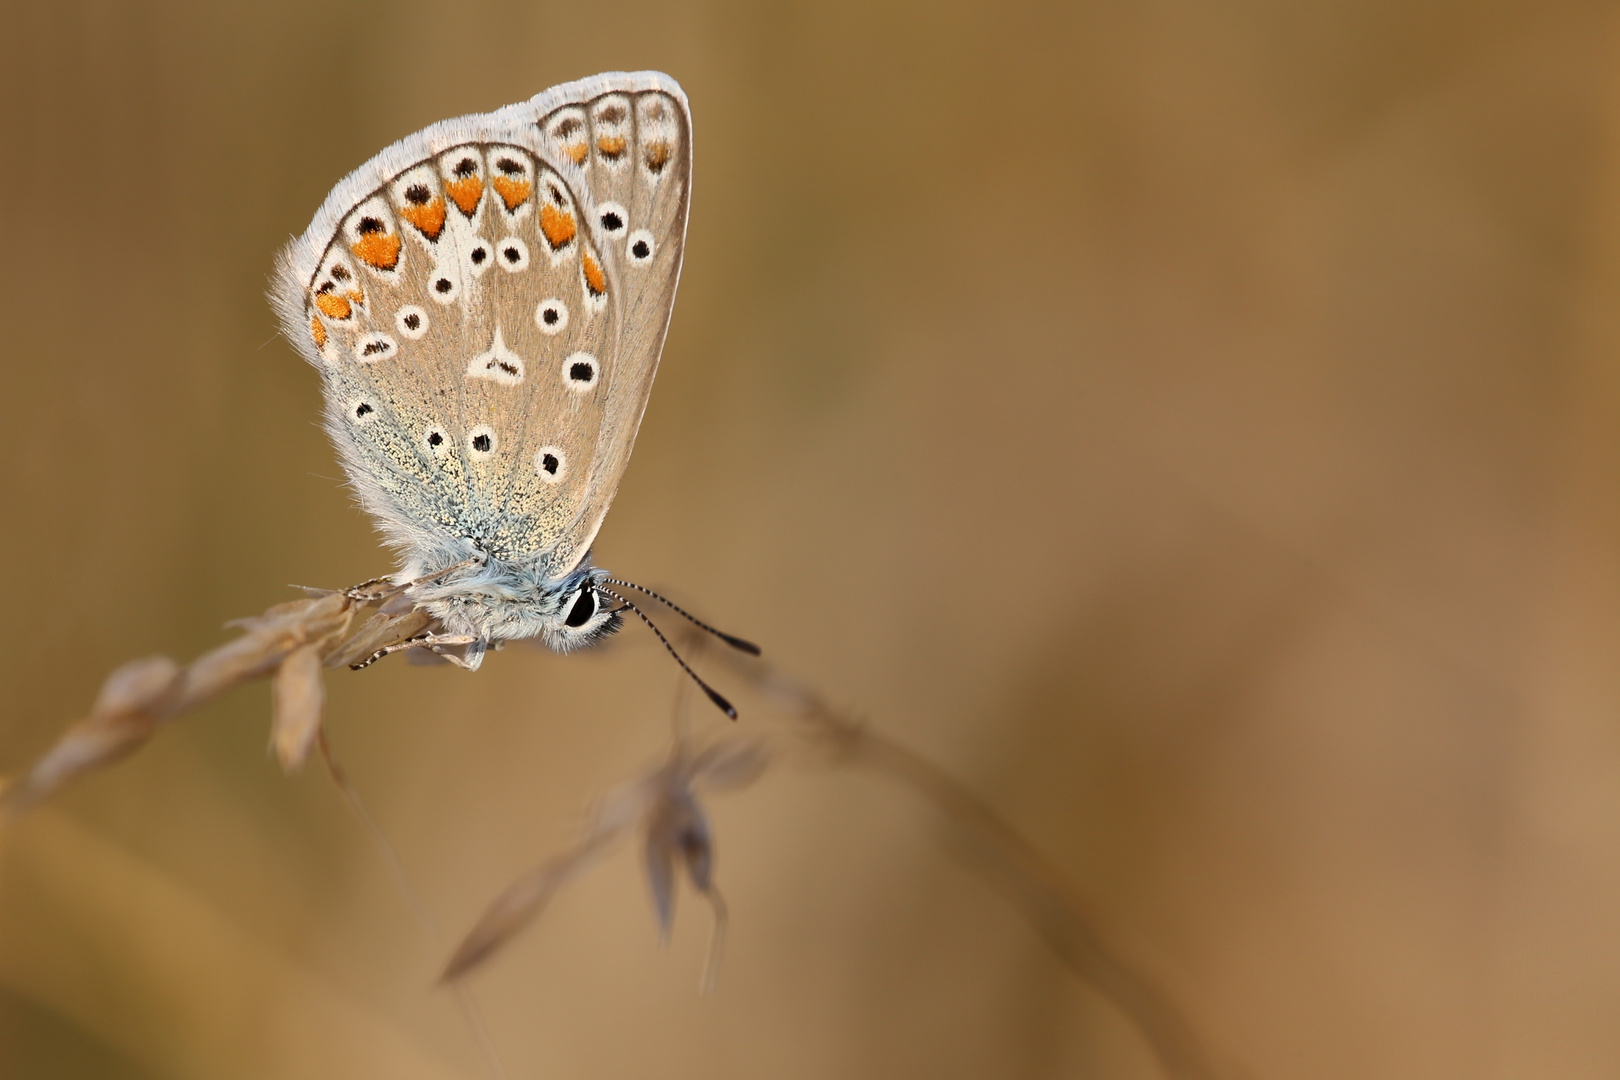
544,569,623,652
393,553,757,718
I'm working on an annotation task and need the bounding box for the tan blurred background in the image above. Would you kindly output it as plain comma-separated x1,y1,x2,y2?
3,0,1620,1077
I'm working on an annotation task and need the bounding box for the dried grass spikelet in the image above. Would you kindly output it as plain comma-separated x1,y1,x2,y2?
2,568,464,814
271,642,327,769
442,735,768,992
441,653,1231,1079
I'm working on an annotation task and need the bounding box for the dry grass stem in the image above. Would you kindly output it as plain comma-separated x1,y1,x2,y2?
315,731,441,935
8,572,1229,1079
724,656,1236,1080
438,650,1225,1078
2,577,451,814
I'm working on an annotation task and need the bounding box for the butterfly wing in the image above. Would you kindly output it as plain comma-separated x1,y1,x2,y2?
533,80,692,572
272,72,690,582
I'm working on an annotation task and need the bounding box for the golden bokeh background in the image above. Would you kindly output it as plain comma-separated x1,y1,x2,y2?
5,0,1620,1077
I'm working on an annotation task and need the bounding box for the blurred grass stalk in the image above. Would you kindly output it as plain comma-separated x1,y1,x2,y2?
2,586,1231,1080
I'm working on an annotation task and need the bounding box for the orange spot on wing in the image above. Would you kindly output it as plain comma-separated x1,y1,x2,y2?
597,135,626,159
399,198,446,240
565,142,588,164
491,176,532,212
351,231,402,271
314,291,352,319
446,176,483,216
539,203,577,250
310,317,327,349
582,252,606,296
645,140,672,173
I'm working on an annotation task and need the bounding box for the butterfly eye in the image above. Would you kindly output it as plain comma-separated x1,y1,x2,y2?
563,586,597,628
535,298,569,335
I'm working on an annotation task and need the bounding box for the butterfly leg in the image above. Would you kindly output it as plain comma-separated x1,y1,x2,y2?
343,575,399,604
343,556,488,604
351,633,481,670
437,637,487,671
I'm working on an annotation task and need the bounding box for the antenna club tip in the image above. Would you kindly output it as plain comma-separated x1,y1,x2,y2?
724,635,763,656
704,686,739,720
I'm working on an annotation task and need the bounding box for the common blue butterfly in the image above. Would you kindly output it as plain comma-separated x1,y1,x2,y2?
271,71,752,713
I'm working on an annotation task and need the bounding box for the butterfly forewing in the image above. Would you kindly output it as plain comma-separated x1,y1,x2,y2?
275,73,689,584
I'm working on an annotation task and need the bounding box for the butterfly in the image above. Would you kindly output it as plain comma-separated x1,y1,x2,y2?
270,71,753,714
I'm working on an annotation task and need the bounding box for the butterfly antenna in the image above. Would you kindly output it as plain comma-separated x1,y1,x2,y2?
598,586,739,720
605,579,761,655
